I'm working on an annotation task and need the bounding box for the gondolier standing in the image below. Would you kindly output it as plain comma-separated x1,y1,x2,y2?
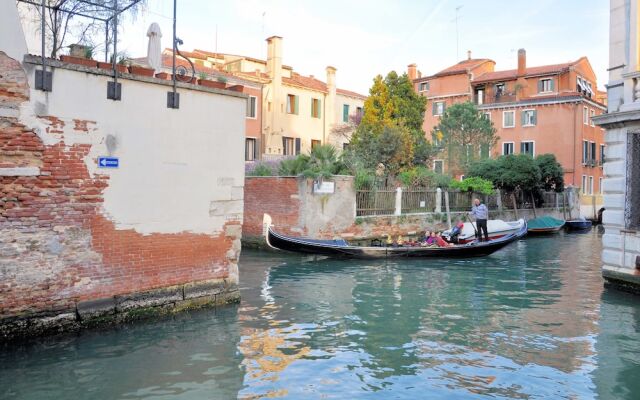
470,198,489,242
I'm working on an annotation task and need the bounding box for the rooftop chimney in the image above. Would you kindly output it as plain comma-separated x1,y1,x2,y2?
467,50,471,60
407,63,417,81
266,36,283,80
517,48,526,76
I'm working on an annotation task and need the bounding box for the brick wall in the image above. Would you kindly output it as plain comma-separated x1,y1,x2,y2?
243,176,302,237
0,51,242,339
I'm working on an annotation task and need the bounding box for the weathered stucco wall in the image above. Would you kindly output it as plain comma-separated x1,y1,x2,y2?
0,46,246,341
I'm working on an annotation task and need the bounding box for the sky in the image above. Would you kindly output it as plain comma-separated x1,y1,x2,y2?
95,0,610,94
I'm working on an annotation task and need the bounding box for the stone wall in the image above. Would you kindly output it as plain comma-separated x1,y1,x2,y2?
0,48,246,341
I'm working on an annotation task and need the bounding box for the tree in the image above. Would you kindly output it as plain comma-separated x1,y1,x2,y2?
535,154,564,192
432,102,498,175
348,71,433,176
467,154,540,193
19,0,146,58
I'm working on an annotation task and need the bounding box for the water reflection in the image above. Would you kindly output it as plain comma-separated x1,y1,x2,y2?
1,232,638,400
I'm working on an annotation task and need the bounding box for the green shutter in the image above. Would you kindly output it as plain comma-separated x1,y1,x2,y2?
255,138,260,160
538,80,543,93
432,102,437,115
294,95,299,115
550,79,555,91
317,99,321,119
521,111,526,126
532,110,537,125
295,138,301,155
310,99,314,117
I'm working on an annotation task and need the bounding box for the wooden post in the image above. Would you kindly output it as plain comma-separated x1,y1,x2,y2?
444,190,452,230
394,187,402,216
531,192,537,218
511,192,518,219
592,195,597,220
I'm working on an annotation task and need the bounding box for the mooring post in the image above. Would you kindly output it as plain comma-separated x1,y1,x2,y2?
394,187,402,216
444,190,452,230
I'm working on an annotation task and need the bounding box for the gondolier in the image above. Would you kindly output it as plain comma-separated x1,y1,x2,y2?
470,198,489,242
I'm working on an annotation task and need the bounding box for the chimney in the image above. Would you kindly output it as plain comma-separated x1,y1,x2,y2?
407,63,417,81
517,48,526,76
266,36,283,80
325,66,337,139
467,50,471,60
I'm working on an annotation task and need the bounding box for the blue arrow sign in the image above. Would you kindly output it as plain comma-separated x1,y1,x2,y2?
98,156,119,168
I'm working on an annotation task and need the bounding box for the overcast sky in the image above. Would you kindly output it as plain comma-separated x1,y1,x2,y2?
113,0,609,94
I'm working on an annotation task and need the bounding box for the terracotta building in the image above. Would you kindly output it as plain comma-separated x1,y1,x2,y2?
155,37,366,162
410,50,607,192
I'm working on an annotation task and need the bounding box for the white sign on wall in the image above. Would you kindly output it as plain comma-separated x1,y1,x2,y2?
313,181,335,194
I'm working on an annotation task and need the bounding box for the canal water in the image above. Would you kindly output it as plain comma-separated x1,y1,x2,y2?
1,232,639,399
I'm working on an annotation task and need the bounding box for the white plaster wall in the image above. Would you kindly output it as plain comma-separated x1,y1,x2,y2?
21,65,246,235
0,1,28,62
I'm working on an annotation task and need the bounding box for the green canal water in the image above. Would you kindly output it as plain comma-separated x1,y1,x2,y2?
1,232,639,399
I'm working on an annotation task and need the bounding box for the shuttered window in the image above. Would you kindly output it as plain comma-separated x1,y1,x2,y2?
538,79,553,93
245,138,258,161
311,98,321,118
343,104,350,122
520,141,535,156
286,94,299,114
521,109,537,126
433,101,445,116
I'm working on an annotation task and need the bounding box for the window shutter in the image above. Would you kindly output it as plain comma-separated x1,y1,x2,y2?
520,142,525,153
282,137,286,154
295,138,301,155
521,111,526,126
318,99,321,118
532,110,537,125
538,80,543,93
255,138,260,160
244,139,249,161
442,103,446,112
432,102,437,115
294,96,299,115
310,99,314,117
550,79,555,91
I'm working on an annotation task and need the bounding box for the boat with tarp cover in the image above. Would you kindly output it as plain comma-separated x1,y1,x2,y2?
527,216,566,234
263,214,527,259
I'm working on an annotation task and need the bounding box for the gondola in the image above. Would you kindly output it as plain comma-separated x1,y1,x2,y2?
527,216,566,234
263,214,527,259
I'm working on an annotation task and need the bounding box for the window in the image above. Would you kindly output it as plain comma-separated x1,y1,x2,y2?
539,78,553,93
582,140,589,164
582,175,587,194
600,144,605,165
599,177,603,194
433,101,445,116
282,136,300,156
419,82,429,92
433,160,444,174
590,142,596,164
342,104,349,122
356,106,363,118
311,98,321,118
503,110,515,128
311,139,321,149
586,82,593,98
245,138,257,161
483,112,491,121
246,96,257,119
286,94,298,114
522,109,537,126
590,109,595,126
343,143,349,150
520,141,535,156
503,142,514,155
495,83,505,97
583,106,589,125
475,88,484,105
577,76,586,93
480,144,490,159
588,176,594,195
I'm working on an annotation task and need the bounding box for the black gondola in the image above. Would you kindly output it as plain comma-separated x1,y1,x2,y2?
565,219,593,231
263,214,527,259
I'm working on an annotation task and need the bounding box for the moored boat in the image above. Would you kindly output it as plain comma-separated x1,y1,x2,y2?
565,218,593,231
263,214,527,259
443,219,526,243
527,216,566,234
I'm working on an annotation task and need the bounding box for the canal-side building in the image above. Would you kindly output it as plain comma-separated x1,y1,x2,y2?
1,1,246,341
159,37,366,159
593,0,640,293
411,51,607,190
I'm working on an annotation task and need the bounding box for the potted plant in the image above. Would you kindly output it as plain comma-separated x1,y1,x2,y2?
155,71,170,79
129,64,155,77
198,75,227,89
61,46,97,68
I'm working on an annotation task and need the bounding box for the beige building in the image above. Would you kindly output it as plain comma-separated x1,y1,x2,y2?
174,37,366,158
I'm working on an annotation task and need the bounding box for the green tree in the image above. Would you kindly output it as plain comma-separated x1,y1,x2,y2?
432,102,498,175
467,154,540,193
450,176,495,195
535,154,564,192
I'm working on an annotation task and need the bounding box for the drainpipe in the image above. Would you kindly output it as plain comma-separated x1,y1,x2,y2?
573,100,577,186
323,92,327,145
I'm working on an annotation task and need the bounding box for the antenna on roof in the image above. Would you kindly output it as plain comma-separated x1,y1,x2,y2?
452,5,463,61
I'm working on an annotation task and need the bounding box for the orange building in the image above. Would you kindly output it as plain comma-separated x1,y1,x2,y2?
410,50,607,193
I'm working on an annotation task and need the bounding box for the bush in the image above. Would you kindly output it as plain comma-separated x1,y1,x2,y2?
246,162,275,176
278,155,309,176
450,176,494,194
354,168,376,190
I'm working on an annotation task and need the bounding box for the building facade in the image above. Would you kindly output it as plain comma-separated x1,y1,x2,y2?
411,51,607,191
164,37,366,161
593,0,640,293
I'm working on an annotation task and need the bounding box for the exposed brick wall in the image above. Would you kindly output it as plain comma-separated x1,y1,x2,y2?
0,51,240,326
243,177,302,237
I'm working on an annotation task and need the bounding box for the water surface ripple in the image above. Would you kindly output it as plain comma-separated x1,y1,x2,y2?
1,232,639,399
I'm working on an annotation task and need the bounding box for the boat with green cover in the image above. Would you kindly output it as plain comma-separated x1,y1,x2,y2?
527,216,565,234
